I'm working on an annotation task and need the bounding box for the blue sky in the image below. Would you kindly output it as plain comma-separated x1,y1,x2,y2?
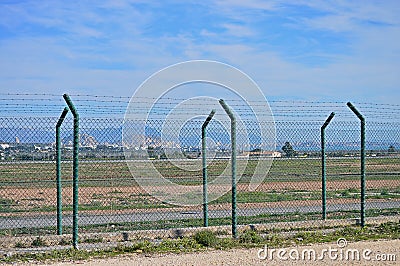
0,0,399,103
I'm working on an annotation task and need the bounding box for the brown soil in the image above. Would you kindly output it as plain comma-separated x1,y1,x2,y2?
22,239,398,266
0,179,398,217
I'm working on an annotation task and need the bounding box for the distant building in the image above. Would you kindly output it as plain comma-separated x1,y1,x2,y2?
243,150,282,158
0,143,10,150
272,151,282,158
80,134,98,149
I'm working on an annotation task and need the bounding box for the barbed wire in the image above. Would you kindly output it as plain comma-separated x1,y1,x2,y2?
1,93,399,121
2,92,398,104
0,92,398,102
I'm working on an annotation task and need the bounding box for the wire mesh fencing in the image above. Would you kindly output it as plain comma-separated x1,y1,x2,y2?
0,94,399,251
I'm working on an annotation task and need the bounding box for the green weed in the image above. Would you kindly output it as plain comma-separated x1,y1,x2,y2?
31,236,47,247
238,230,263,244
194,230,219,247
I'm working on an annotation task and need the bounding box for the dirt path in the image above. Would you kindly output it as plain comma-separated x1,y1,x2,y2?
11,239,395,266
1,179,396,215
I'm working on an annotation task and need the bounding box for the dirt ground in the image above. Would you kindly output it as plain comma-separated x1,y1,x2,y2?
1,179,396,208
0,179,397,218
11,239,396,266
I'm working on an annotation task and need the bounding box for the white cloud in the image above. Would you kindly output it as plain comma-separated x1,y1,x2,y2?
214,0,277,11
189,32,400,104
0,0,399,104
294,0,400,32
200,29,218,38
221,23,256,37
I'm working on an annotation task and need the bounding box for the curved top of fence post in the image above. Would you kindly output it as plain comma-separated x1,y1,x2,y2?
56,107,69,128
347,102,364,122
219,99,235,121
322,112,335,130
202,110,216,130
63,94,79,119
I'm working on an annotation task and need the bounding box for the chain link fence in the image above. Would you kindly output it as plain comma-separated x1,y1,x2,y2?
0,94,399,251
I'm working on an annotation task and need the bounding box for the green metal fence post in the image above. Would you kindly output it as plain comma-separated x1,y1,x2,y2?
202,110,216,227
321,112,335,220
219,99,237,238
56,107,69,235
63,94,80,248
347,102,366,227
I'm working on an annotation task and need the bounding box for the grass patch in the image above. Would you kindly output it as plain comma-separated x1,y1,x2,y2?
1,208,399,237
194,230,218,247
2,221,399,263
81,237,104,244
1,157,400,187
14,241,29,248
31,236,47,247
0,198,17,213
238,229,263,244
2,186,398,215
